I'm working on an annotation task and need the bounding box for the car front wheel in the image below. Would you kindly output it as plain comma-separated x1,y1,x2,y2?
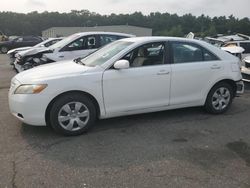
205,82,233,114
49,93,96,136
1,46,8,53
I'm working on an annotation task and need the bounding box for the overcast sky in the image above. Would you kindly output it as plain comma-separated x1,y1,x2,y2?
1,0,249,18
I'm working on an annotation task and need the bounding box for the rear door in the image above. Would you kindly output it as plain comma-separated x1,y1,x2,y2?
170,41,222,105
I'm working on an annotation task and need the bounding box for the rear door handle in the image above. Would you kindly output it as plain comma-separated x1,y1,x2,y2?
157,70,170,75
211,65,221,69
59,55,64,58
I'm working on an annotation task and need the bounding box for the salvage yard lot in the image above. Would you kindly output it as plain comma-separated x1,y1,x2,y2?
0,54,250,188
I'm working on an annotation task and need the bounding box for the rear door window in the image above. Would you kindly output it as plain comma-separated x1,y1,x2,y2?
171,42,219,64
23,36,39,42
100,35,119,46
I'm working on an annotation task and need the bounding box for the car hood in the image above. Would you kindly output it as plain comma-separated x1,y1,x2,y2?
18,47,50,57
15,60,94,83
7,46,32,54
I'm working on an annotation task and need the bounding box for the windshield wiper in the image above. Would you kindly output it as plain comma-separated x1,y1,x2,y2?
73,57,85,65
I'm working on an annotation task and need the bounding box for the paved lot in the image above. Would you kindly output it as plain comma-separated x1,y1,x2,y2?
0,54,250,188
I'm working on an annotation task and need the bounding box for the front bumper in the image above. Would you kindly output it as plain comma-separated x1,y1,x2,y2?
8,86,49,126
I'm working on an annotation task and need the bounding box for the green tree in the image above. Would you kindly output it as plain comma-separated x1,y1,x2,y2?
0,10,249,37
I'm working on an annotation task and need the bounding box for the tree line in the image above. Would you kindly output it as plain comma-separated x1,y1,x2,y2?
0,10,250,37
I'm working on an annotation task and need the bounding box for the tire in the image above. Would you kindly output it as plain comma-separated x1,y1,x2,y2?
49,93,97,136
1,46,9,53
205,82,233,114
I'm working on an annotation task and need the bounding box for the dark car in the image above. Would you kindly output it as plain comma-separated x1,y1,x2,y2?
0,36,43,54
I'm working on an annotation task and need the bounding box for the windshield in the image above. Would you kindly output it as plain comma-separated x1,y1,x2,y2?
49,34,80,50
81,41,133,67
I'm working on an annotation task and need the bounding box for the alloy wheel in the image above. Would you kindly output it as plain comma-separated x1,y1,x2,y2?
212,87,231,111
58,102,90,131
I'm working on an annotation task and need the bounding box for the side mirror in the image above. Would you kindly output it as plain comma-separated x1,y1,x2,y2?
114,60,130,69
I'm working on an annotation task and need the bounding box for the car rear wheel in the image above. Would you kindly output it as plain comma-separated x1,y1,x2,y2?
205,82,233,114
49,93,96,136
1,46,8,53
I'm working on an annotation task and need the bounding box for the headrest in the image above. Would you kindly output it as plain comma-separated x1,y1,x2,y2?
138,47,148,57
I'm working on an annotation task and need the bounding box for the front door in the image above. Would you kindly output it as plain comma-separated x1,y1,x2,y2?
103,42,171,115
54,35,98,61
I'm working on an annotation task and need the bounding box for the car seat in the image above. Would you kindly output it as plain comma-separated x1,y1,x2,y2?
132,47,148,67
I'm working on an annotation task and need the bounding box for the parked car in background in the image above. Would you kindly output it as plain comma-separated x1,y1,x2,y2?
221,45,245,61
203,34,250,83
221,39,250,83
14,32,134,72
7,37,63,64
0,36,43,54
0,31,8,42
9,37,244,136
222,41,250,60
241,56,250,82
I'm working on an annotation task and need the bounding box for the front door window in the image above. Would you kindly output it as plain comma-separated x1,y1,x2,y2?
122,42,166,67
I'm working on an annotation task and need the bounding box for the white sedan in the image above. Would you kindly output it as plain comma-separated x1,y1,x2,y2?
9,37,244,136
14,32,134,72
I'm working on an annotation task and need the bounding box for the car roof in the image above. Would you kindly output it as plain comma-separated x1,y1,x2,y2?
118,36,238,61
119,36,205,44
47,37,64,40
18,36,41,38
72,32,135,37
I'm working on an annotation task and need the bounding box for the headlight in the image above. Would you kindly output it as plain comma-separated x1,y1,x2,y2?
14,84,47,94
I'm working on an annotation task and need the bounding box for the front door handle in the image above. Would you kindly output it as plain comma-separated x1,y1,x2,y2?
157,70,170,75
59,55,64,58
